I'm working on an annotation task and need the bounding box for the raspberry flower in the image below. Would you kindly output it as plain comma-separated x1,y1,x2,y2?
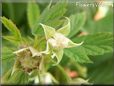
40,17,83,64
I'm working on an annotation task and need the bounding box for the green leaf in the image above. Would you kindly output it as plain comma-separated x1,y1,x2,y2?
27,2,40,29
1,47,14,75
8,70,29,84
64,46,92,63
2,3,15,21
2,3,26,24
84,10,113,33
1,16,22,41
13,3,27,24
40,23,55,39
2,47,14,60
32,1,67,35
88,54,114,84
1,69,12,84
57,17,70,36
72,33,113,56
3,36,21,44
68,12,86,38
39,1,67,23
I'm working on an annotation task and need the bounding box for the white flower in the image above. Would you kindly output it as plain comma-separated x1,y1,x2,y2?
40,17,83,64
44,73,52,84
48,33,83,49
53,33,69,48
48,38,57,48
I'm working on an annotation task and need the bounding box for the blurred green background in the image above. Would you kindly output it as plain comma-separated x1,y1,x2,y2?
1,1,114,84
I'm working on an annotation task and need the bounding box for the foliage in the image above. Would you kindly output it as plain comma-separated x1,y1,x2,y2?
1,0,113,85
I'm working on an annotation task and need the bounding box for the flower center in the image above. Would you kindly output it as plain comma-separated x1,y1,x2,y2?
48,33,69,48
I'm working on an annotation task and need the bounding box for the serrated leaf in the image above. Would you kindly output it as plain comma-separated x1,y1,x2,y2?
1,16,21,41
72,33,113,56
8,70,29,84
68,12,86,38
3,36,21,44
2,47,14,60
27,2,40,29
64,46,92,63
1,69,12,84
1,47,14,75
57,17,70,36
39,1,67,23
32,1,67,35
88,54,114,84
84,10,113,33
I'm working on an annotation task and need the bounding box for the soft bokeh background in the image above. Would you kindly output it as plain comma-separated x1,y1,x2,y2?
1,0,114,84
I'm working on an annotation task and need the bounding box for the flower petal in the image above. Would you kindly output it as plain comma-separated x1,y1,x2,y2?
48,38,57,48
40,23,56,39
54,33,69,48
57,17,70,36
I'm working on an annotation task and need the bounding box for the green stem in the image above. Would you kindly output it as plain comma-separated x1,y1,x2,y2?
38,57,46,84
